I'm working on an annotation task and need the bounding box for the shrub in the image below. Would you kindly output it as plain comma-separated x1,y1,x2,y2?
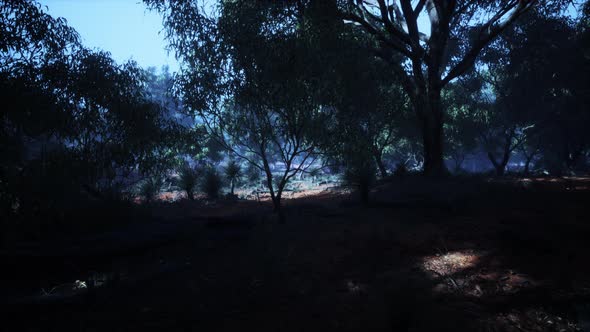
139,176,162,203
201,168,222,199
224,160,241,196
178,165,198,200
343,159,376,204
98,182,131,203
393,162,408,177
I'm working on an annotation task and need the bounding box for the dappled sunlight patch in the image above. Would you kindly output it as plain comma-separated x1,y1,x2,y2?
422,250,481,277
238,183,348,201
512,177,590,192
157,190,187,202
421,250,541,297
133,190,187,204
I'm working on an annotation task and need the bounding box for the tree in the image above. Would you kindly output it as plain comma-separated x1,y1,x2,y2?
146,0,328,212
477,7,589,175
178,164,198,200
325,26,411,178
337,0,569,175
224,159,241,196
201,168,222,199
1,1,187,221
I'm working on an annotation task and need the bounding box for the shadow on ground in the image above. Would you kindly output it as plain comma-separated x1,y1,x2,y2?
2,176,590,331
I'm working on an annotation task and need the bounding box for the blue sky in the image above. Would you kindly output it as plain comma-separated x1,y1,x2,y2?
39,0,179,72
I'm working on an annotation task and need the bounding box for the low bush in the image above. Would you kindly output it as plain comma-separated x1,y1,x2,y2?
201,168,222,199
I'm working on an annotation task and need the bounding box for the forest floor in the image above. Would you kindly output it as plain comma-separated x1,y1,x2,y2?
2,176,590,331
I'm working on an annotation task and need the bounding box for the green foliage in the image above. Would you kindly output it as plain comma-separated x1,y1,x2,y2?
0,1,197,225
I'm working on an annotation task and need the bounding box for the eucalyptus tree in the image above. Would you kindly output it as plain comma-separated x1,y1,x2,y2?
337,0,570,175
64,50,185,190
442,77,480,173
512,8,590,175
325,25,411,178
1,0,80,217
146,0,329,212
224,159,241,196
1,0,186,220
477,7,589,175
1,0,79,163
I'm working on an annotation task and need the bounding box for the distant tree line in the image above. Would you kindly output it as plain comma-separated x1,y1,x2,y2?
145,0,589,209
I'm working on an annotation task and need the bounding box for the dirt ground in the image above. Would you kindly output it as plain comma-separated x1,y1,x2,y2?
2,176,590,331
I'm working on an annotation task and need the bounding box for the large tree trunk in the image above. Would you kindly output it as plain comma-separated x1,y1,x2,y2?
416,90,446,176
495,163,507,176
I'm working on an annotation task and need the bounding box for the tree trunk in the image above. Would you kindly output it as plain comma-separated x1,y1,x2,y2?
374,153,388,178
523,156,533,176
487,151,510,176
262,158,281,213
272,195,281,212
416,90,446,176
453,156,465,174
495,163,506,176
230,180,235,196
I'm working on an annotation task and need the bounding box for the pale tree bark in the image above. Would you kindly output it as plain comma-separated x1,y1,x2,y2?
341,0,537,175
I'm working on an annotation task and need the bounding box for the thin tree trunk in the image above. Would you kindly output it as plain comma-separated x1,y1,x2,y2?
374,153,388,178
523,156,533,176
453,155,465,174
262,158,280,213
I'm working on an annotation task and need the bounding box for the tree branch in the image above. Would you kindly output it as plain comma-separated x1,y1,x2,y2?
442,0,536,85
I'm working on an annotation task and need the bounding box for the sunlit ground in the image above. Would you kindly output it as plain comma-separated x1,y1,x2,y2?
133,179,348,204
135,176,590,204
420,249,586,331
495,176,590,191
422,250,481,277
421,250,539,297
